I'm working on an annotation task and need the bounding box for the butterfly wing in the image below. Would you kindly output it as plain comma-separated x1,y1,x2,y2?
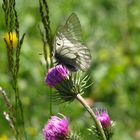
54,13,91,71
54,32,80,71
76,43,91,71
63,13,82,42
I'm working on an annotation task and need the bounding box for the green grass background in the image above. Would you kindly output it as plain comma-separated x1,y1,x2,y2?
0,0,140,139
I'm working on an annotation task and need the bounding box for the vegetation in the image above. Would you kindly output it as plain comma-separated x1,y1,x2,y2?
0,0,140,139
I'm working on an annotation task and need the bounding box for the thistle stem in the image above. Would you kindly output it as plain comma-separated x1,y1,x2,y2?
76,94,106,140
49,88,52,116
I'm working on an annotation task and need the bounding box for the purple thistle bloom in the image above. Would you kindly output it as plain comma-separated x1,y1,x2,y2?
43,116,70,140
96,110,111,129
45,65,69,87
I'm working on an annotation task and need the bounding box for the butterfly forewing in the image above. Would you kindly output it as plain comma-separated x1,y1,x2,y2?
64,13,82,42
54,13,91,71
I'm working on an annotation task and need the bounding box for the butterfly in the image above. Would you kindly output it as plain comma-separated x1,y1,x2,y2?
53,13,91,71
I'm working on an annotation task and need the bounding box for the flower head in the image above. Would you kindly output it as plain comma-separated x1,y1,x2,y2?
4,32,18,48
96,110,111,129
43,116,70,140
45,65,69,87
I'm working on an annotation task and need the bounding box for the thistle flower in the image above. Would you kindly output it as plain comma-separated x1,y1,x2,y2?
94,109,114,139
45,65,70,88
43,116,70,140
4,32,18,48
45,65,91,103
96,110,111,129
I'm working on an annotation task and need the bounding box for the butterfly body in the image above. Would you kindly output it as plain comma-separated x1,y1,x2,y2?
53,13,91,71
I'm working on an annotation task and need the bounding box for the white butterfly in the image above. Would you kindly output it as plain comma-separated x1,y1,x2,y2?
53,13,91,71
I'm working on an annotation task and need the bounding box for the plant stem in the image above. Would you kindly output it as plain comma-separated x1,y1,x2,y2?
76,94,106,140
15,87,27,140
49,88,52,116
0,87,20,140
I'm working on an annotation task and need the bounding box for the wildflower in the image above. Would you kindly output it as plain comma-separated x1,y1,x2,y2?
0,134,8,140
95,109,114,139
45,65,91,102
45,65,69,87
96,109,111,129
43,116,70,140
4,32,17,48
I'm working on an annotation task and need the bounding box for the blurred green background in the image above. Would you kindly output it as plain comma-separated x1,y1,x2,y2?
0,0,140,140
